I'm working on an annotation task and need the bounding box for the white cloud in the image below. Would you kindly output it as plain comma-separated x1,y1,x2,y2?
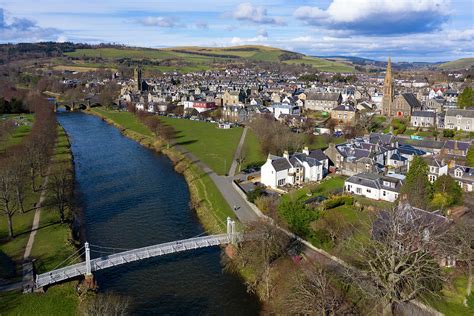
294,0,451,35
233,3,285,25
139,16,177,28
257,28,268,37
230,35,268,45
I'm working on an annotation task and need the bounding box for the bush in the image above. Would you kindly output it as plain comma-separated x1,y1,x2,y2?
277,199,320,237
443,129,455,138
323,196,353,210
246,185,266,203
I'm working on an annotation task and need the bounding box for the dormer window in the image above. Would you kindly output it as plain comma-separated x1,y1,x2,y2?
455,169,462,178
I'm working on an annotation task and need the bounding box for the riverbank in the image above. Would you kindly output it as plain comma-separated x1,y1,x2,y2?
88,108,236,234
0,125,80,315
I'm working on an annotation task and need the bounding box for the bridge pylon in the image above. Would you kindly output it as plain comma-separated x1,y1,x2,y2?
84,242,95,289
226,217,237,245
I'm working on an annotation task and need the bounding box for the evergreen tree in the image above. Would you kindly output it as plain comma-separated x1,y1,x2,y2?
401,156,432,209
458,87,474,108
467,145,474,167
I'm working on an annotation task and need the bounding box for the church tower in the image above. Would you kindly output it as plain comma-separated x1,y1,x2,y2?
382,57,394,117
134,65,142,92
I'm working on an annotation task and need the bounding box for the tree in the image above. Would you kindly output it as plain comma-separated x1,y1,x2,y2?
9,148,28,213
0,159,17,239
235,143,248,172
49,166,73,223
432,174,463,209
286,265,352,315
401,156,431,209
157,124,175,148
228,220,290,300
458,87,474,108
311,210,353,245
351,202,445,315
467,145,474,167
80,292,130,316
441,219,474,306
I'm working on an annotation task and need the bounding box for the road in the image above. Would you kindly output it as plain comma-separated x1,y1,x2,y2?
174,145,259,223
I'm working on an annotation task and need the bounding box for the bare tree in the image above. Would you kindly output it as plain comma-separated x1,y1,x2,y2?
235,143,248,172
80,292,130,316
286,265,351,315
0,158,18,239
158,124,175,148
229,220,290,300
350,202,447,315
9,148,28,213
49,165,73,223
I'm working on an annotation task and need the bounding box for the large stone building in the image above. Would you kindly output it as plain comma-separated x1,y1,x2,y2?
305,92,342,111
444,109,474,131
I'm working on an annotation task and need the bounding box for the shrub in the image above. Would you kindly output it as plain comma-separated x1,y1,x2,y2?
246,185,266,203
323,196,353,210
443,129,455,138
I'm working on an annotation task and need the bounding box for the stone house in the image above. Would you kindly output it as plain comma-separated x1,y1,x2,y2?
330,104,357,125
444,109,474,131
305,92,342,112
410,111,436,127
391,93,422,118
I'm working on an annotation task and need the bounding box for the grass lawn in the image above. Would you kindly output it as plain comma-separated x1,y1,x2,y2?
0,283,78,316
242,128,266,169
92,108,153,137
0,114,34,152
425,272,474,316
283,56,355,73
161,117,244,175
281,176,346,204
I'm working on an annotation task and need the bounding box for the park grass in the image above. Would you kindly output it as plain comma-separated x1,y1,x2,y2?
29,126,78,274
0,114,34,152
242,128,266,169
0,283,78,316
92,108,153,136
160,117,243,175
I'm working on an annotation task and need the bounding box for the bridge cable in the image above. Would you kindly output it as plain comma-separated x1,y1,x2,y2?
50,246,85,271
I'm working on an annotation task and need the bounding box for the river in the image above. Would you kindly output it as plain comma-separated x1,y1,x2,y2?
57,112,260,315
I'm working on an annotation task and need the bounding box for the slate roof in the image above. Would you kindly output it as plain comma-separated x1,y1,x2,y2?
412,111,436,118
401,93,422,109
333,104,356,112
308,149,327,162
271,158,292,171
446,109,474,118
389,152,407,161
346,173,381,190
398,144,426,156
306,92,340,101
443,140,471,152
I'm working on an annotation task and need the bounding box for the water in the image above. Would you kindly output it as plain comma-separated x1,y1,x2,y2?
57,112,260,315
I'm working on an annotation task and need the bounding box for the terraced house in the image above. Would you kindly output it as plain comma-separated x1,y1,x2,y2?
444,109,474,131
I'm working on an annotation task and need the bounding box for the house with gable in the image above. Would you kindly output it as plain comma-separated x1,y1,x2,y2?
260,148,328,189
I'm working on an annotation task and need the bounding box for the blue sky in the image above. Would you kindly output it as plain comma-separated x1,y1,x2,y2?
0,0,472,61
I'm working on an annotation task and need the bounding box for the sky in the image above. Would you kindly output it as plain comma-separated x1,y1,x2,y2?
0,0,473,62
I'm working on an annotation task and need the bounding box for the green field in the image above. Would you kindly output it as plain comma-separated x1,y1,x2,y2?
161,117,244,175
284,56,355,73
0,114,34,152
63,45,356,73
93,108,153,136
438,58,474,70
242,128,266,169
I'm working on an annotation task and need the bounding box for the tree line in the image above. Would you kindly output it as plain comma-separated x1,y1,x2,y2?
0,91,64,239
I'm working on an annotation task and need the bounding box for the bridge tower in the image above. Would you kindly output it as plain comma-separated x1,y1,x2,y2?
226,217,236,244
84,242,95,289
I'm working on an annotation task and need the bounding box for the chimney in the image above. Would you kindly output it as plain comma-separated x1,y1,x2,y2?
283,150,289,159
454,141,458,151
303,146,310,155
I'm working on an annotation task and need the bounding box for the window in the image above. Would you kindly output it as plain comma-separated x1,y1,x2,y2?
356,188,362,194
277,179,285,186
383,190,386,196
455,170,462,177
366,189,371,193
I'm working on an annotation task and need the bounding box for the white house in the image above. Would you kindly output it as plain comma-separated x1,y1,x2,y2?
266,103,300,119
420,157,448,183
344,173,404,202
449,165,474,192
260,148,328,189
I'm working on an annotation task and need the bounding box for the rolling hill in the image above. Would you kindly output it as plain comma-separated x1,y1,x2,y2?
438,58,474,70
64,45,356,73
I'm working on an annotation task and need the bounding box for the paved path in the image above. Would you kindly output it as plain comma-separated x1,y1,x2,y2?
228,127,248,177
174,145,258,224
23,174,50,260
